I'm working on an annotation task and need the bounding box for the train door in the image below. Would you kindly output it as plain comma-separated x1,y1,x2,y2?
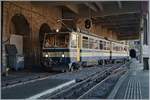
76,33,80,62
110,42,112,60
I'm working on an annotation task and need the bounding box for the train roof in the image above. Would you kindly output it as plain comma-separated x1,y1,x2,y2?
45,31,127,45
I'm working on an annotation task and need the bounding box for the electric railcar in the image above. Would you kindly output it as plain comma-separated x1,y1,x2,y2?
41,31,129,72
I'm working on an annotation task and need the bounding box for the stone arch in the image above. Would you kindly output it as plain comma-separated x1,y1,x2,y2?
38,23,52,65
10,13,32,68
39,23,52,49
130,49,136,58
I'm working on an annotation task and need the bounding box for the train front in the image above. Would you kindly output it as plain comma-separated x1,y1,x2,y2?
41,32,70,71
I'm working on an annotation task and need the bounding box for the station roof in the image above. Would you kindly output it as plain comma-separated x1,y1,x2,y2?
31,1,149,40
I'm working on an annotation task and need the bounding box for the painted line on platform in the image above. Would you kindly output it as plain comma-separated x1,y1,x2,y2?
2,76,50,90
107,70,129,99
27,79,76,99
138,80,142,99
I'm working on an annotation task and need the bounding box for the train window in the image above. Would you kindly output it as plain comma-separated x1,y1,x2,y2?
103,41,106,50
99,40,103,50
124,46,127,51
93,40,98,49
71,33,77,48
82,36,89,48
55,34,69,48
89,38,94,49
116,46,118,51
44,34,55,48
121,46,123,51
119,46,121,51
106,42,110,50
113,44,115,51
120,46,122,51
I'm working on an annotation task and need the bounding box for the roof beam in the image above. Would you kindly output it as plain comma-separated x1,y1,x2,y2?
84,3,98,12
118,1,122,9
65,4,79,14
92,7,141,17
99,22,140,26
118,34,139,40
95,2,103,11
107,25,139,29
94,18,140,24
109,27,139,31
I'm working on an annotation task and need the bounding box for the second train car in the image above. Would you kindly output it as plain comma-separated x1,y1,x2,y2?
41,31,129,72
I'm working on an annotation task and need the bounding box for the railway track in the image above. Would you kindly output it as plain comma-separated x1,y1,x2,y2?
1,64,113,89
41,63,127,99
78,69,126,99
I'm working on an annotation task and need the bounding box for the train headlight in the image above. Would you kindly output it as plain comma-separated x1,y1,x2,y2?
45,54,49,58
62,54,65,58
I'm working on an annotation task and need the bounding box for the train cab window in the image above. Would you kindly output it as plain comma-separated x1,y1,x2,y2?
99,40,103,50
82,36,89,48
44,34,55,48
55,34,69,48
44,33,69,48
70,33,77,48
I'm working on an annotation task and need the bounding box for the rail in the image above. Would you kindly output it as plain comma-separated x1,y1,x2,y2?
44,63,126,99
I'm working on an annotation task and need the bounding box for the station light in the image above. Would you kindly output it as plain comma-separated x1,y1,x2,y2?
56,28,59,32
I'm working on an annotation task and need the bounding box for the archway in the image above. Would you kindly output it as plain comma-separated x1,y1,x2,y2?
38,23,52,65
129,49,136,58
11,14,31,68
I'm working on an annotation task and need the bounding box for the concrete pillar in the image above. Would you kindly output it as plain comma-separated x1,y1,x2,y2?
148,1,150,68
0,1,2,74
139,15,144,64
143,58,149,70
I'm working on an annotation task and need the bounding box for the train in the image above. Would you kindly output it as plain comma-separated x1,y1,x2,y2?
41,30,129,72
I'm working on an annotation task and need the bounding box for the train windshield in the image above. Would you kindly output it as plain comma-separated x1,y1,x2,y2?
44,33,69,48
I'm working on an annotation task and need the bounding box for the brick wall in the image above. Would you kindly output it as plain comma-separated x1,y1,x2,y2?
2,2,62,73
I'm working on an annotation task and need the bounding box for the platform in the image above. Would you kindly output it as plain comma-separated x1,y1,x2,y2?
108,59,149,99
1,78,75,99
1,71,50,87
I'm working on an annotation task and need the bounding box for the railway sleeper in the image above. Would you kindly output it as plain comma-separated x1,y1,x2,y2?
79,71,126,99
50,64,124,99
